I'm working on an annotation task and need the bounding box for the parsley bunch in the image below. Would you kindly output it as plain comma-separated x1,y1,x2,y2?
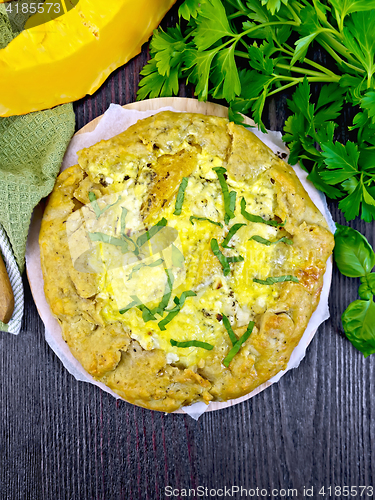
138,0,375,222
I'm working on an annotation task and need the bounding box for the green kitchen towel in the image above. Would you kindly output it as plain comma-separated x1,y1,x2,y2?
0,106,76,271
0,1,76,272
0,1,75,333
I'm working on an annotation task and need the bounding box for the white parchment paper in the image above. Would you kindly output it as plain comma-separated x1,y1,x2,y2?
26,104,335,420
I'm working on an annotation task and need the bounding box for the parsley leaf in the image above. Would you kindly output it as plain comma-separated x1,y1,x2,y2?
210,44,241,101
361,91,375,125
342,11,375,87
184,47,220,101
137,58,180,100
151,26,187,77
193,0,235,51
179,0,201,21
261,0,284,16
320,141,360,185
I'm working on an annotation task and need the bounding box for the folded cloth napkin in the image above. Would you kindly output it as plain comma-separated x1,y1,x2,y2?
0,1,76,333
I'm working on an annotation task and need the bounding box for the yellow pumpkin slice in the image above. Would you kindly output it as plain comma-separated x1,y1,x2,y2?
0,0,176,116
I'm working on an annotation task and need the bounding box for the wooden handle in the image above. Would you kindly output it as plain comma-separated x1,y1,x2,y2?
0,253,14,324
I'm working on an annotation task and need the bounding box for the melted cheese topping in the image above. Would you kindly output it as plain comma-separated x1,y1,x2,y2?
81,148,301,368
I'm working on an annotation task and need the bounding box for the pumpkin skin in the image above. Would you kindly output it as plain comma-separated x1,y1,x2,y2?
0,0,176,116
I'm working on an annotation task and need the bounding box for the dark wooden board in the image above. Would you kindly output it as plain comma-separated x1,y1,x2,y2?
1,3,375,499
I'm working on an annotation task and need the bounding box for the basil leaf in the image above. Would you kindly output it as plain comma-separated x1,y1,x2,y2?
88,191,121,219
138,304,157,322
119,296,141,314
211,238,230,276
334,224,375,277
119,294,158,322
253,275,299,285
211,238,243,275
241,198,285,227
88,191,102,218
120,208,140,254
189,216,223,228
171,244,185,268
174,177,189,215
213,166,236,224
158,290,196,330
226,256,244,263
178,290,196,307
225,191,237,225
126,294,156,322
88,232,129,254
342,299,375,357
222,223,246,248
170,339,214,350
120,207,128,236
223,321,254,367
221,313,237,345
127,258,164,281
250,235,293,246
153,268,175,317
136,218,168,248
359,273,375,300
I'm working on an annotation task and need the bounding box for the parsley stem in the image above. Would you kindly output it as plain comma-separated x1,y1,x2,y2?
234,50,249,60
277,43,336,76
318,32,362,68
234,50,339,78
267,81,299,97
278,42,338,77
273,75,340,83
226,0,247,12
284,3,301,24
274,73,340,84
275,63,337,79
318,39,364,74
236,20,299,40
227,11,245,20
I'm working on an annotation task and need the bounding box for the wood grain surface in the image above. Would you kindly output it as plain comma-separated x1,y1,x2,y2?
2,3,375,499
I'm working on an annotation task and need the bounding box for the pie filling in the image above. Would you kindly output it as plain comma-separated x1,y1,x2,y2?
69,147,301,368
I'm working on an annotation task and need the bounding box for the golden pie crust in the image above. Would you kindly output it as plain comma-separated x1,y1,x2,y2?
39,111,334,412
